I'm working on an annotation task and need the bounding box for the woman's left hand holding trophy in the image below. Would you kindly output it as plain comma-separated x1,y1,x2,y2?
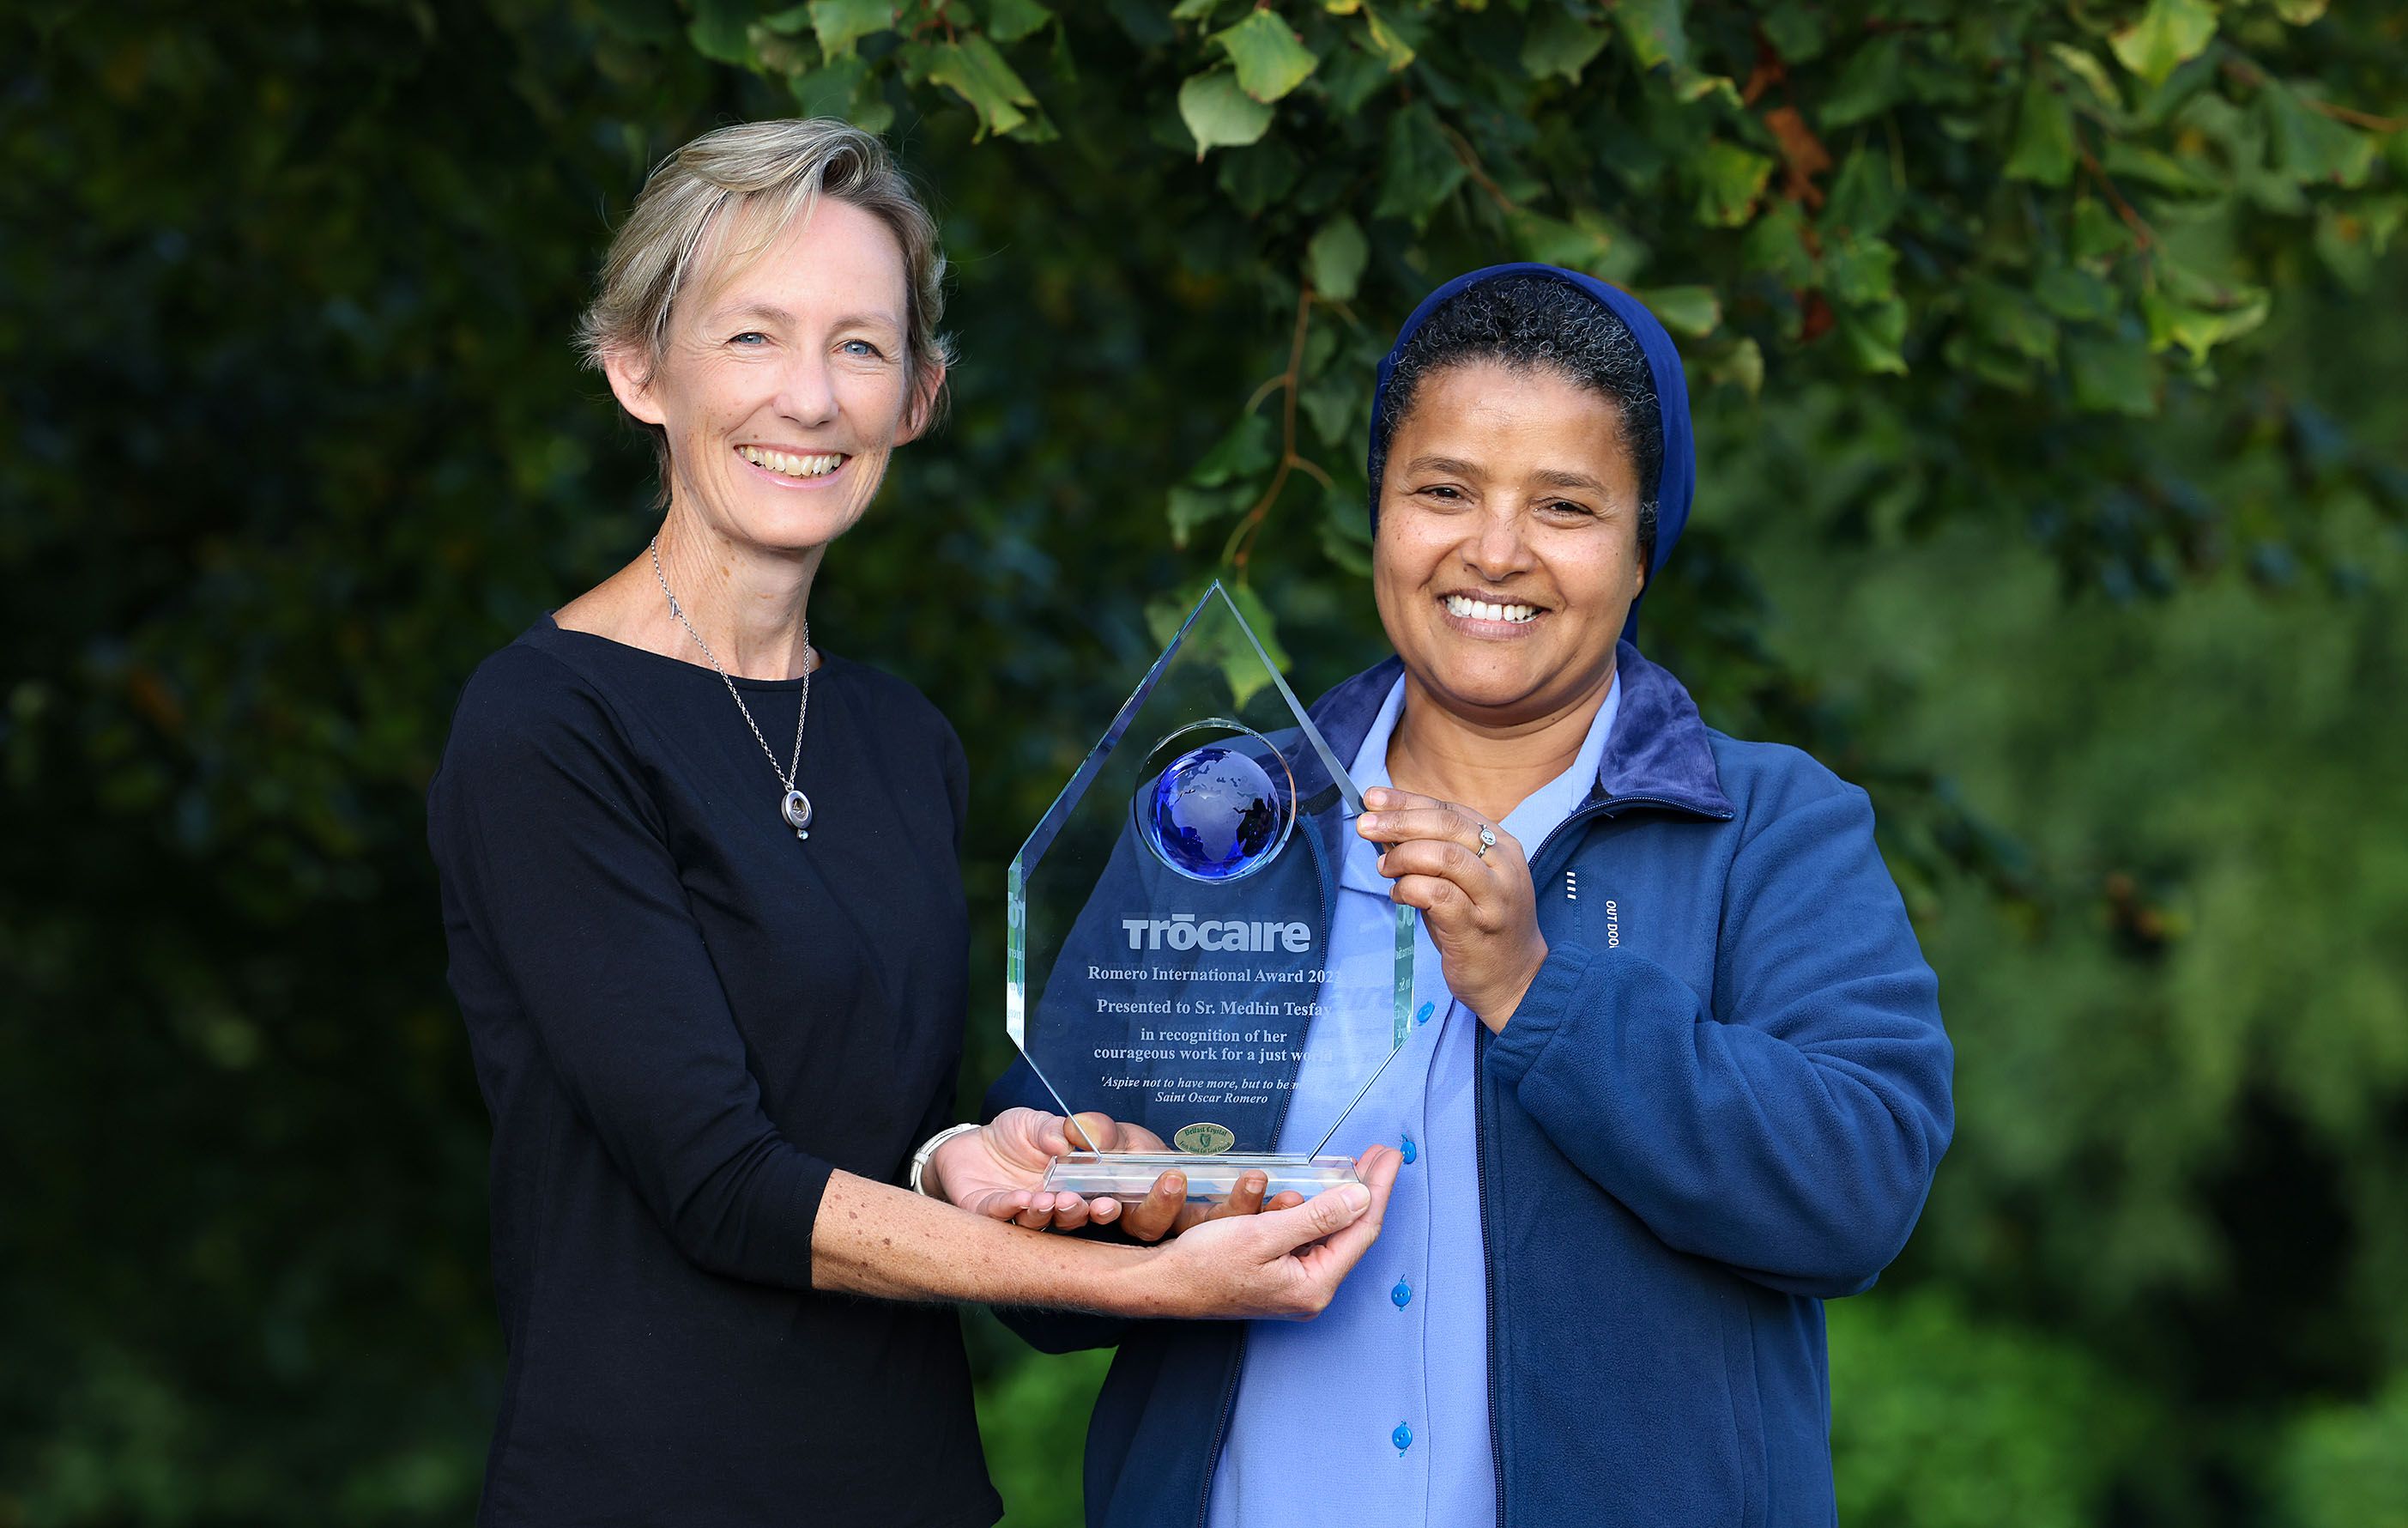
927,1108,1306,1238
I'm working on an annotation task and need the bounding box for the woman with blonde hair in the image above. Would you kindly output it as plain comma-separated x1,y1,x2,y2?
426,118,1397,1526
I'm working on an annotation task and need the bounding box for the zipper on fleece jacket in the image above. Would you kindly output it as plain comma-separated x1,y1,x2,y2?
1476,1021,1508,1525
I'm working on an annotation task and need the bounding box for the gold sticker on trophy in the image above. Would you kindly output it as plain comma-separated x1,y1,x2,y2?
1173,1121,1236,1155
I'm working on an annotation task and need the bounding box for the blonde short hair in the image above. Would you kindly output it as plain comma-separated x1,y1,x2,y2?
576,118,953,497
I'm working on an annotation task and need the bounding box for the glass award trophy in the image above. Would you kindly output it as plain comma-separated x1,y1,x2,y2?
1007,583,1413,1203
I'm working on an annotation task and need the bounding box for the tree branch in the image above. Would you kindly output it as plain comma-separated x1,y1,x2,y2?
2077,136,2156,252
1439,122,1519,216
1223,288,1328,573
2220,54,2407,134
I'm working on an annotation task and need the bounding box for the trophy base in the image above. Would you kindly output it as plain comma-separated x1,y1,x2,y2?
1040,1152,1360,1204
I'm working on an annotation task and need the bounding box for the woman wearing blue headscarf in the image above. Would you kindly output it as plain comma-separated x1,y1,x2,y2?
978,265,1954,1528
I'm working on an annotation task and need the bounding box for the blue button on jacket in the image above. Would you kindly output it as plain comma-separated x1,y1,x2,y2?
989,641,1955,1528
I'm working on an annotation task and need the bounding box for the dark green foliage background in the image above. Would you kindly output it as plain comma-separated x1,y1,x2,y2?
3,0,2403,1522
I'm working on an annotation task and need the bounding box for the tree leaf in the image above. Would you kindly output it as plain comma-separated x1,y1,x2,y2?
687,0,754,64
1222,582,1292,704
2314,197,2408,291
2071,194,2138,260
833,71,892,131
1819,35,1908,130
1520,9,1610,83
1167,483,1251,549
1638,285,1721,338
1143,579,1292,706
1050,12,1078,81
1301,370,1360,447
1837,295,1909,374
1824,143,1903,237
1301,324,1338,378
1178,69,1275,158
1224,579,1292,665
2156,253,2258,311
1144,588,1196,650
1759,0,1824,64
1505,206,1649,282
1742,201,1817,286
1213,9,1319,103
2034,264,2119,321
2006,70,2077,187
1946,330,2038,393
1701,335,1764,395
1319,517,1375,577
1305,214,1369,300
751,26,814,73
1763,106,1832,203
1217,142,1301,215
1372,101,1465,228
2143,255,2272,360
2048,43,2125,116
1824,233,1899,304
1612,0,1690,73
1317,41,1389,113
808,0,891,58
1693,140,1775,227
1189,411,1279,488
1968,280,2060,361
1671,66,1743,108
2261,80,2379,187
2066,331,2162,414
2142,287,2271,362
986,0,1054,45
2097,140,2221,196
920,34,1038,140
790,54,869,118
2108,0,2218,88
1361,5,1416,71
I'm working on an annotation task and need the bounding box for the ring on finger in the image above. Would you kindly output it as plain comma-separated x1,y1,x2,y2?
1475,825,1497,859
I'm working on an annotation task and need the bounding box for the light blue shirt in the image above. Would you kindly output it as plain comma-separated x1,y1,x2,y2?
1207,671,1621,1528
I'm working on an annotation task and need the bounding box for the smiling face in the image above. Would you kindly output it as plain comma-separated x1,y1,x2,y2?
1371,359,1649,728
601,196,942,555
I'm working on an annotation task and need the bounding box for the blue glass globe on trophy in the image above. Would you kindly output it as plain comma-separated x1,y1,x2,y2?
1139,735,1293,882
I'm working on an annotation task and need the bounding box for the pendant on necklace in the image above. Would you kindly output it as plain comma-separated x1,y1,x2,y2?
782,788,814,840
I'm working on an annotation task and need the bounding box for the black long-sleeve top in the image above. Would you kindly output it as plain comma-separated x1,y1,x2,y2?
426,615,1001,1527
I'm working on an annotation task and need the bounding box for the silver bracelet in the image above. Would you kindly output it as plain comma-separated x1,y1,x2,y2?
908,1122,984,1198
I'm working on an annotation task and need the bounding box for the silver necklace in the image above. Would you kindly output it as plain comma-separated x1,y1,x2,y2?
649,536,814,840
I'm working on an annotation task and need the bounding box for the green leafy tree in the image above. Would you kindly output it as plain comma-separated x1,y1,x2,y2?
656,0,2405,613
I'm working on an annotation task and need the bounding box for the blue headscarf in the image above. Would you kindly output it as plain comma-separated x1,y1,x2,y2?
1366,264,1694,646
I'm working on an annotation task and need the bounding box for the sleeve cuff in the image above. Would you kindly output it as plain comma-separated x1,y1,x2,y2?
752,1152,836,1290
1485,939,1599,1087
